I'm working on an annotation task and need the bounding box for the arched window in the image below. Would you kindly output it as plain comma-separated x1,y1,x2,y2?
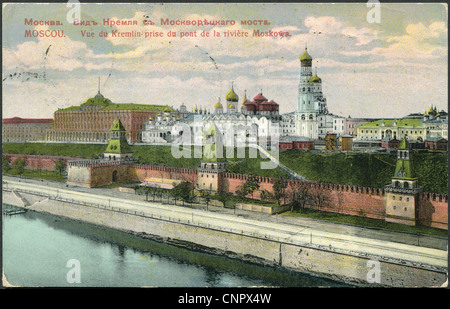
309,114,313,120
301,115,305,120
404,182,409,189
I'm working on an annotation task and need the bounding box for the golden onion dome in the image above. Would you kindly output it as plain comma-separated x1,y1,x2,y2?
225,87,239,102
299,49,312,61
309,74,321,83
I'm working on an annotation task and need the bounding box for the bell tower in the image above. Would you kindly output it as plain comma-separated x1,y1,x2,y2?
384,137,423,225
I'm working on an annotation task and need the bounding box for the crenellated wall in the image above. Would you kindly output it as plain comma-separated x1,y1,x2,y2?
4,154,447,229
133,164,198,184
3,154,79,171
417,192,448,229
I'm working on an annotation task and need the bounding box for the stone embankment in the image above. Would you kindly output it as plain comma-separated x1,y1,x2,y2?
2,177,447,287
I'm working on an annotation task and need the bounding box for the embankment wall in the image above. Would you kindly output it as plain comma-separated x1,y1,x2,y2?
2,190,446,287
4,154,447,229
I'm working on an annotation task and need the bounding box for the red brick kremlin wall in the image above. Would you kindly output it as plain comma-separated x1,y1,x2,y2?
3,154,79,171
4,154,447,229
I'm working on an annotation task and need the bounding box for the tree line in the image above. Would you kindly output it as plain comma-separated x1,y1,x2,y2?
135,176,329,213
2,156,66,176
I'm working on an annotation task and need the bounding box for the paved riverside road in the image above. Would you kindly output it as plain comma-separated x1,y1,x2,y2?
3,175,448,270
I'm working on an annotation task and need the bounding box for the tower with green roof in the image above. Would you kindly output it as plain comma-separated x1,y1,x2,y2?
103,118,134,162
197,123,227,192
384,137,423,225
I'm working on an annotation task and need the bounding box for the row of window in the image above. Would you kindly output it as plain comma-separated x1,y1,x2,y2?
360,129,423,134
200,174,215,178
392,196,410,201
392,205,409,211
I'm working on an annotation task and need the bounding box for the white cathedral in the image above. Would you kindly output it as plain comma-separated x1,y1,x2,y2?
141,48,345,145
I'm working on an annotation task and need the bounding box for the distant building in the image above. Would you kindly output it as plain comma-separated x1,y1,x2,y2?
325,132,337,150
355,106,448,148
2,117,53,142
242,91,279,117
344,117,372,136
180,89,281,147
425,137,448,150
422,106,448,140
340,134,353,151
278,136,314,150
355,117,426,143
46,87,173,144
381,138,400,149
280,112,296,136
141,113,180,144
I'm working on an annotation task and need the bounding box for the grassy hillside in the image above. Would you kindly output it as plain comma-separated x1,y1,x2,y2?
3,143,447,193
2,143,105,158
279,150,448,194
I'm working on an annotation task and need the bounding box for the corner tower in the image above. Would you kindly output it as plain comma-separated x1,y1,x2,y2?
384,137,423,225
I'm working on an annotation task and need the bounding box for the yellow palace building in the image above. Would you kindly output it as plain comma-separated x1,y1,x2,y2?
356,118,426,142
355,106,448,144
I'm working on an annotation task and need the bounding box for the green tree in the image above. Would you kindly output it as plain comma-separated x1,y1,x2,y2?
259,189,272,203
55,159,66,176
243,176,260,198
2,156,11,172
171,181,194,205
199,189,212,210
310,186,329,210
12,158,26,176
236,185,248,202
288,183,311,212
272,180,287,206
215,190,233,208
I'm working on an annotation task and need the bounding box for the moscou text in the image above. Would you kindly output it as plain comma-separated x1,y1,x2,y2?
23,17,291,39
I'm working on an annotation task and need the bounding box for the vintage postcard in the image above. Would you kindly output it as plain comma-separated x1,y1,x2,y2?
2,1,448,293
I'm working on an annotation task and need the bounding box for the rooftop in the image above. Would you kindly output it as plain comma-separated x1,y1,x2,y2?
59,102,173,112
359,118,422,128
3,117,53,124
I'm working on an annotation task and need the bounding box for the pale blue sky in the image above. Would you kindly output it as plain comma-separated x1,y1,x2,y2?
2,2,448,118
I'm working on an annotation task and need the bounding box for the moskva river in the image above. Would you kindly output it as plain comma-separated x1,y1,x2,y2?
2,205,349,287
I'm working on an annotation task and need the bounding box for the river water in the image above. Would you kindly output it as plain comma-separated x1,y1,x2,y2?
2,204,350,287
